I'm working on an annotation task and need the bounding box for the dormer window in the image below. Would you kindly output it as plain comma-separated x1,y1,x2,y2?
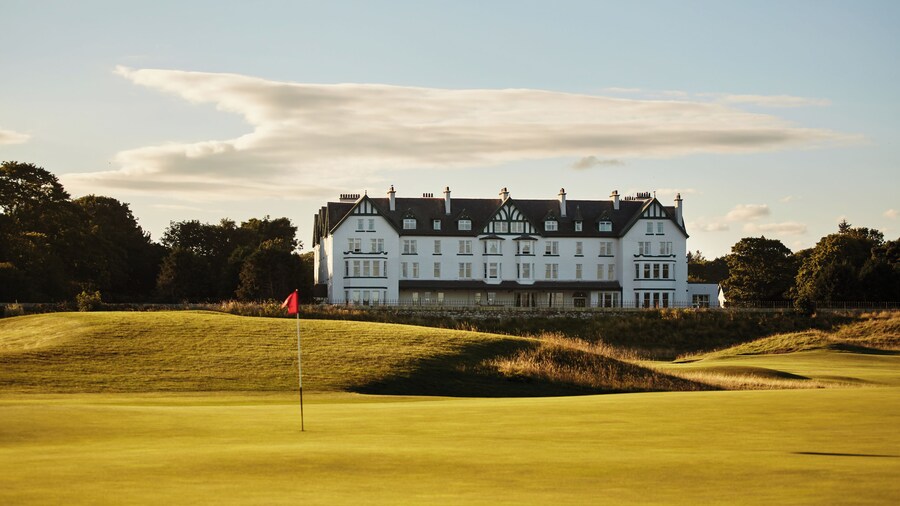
545,220,558,231
458,219,472,231
433,219,441,230
403,218,416,230
599,221,612,232
574,221,583,232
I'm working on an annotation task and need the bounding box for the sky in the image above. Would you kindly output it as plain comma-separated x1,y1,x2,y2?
2,0,899,257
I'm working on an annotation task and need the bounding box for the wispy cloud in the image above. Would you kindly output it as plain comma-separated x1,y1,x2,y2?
571,156,624,170
689,220,730,232
726,204,771,222
743,221,808,235
0,128,30,145
716,94,831,108
65,67,858,200
780,195,799,203
884,209,899,219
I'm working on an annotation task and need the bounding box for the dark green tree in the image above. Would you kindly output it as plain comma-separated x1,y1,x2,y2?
722,237,797,305
796,223,898,303
687,250,729,284
235,239,300,300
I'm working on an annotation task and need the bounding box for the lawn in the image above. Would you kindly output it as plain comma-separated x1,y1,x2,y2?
1,389,898,505
1,311,898,504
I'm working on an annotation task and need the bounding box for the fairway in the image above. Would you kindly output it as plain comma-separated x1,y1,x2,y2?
1,389,899,505
1,311,899,504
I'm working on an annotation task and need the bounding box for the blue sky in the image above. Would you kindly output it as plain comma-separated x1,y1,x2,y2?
2,0,898,256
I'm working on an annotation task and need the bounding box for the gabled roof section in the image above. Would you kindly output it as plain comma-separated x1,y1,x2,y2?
481,199,539,235
326,194,400,234
618,198,688,237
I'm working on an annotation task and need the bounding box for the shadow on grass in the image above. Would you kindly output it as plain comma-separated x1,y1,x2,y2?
827,343,900,355
793,451,898,458
353,339,713,398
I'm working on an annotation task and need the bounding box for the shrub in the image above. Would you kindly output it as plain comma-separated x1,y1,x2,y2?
3,302,25,317
76,290,103,312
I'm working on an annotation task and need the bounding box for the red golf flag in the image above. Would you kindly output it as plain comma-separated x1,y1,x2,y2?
282,290,299,315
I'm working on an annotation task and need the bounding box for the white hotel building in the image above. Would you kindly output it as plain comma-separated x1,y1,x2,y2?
313,187,717,308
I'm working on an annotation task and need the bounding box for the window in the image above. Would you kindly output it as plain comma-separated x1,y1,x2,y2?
597,264,605,280
403,239,417,254
599,221,612,232
518,263,532,279
639,241,651,255
575,263,583,279
545,263,559,279
599,241,613,256
458,240,472,254
487,292,496,305
660,241,673,255
486,262,500,279
412,262,419,278
373,261,381,277
544,241,559,255
545,220,558,231
517,241,533,255
662,264,670,279
608,264,615,281
692,294,710,308
662,292,670,308
458,219,471,231
644,264,651,279
433,219,441,230
357,219,365,231
635,263,640,279
646,222,654,234
403,218,416,230
495,221,508,233
511,222,524,234
459,262,472,279
434,262,441,278
434,240,441,254
401,262,408,278
362,261,371,277
653,264,660,279
484,239,501,255
348,238,361,252
353,260,361,277
575,221,583,232
474,292,482,305
657,222,664,234
412,292,419,304
370,238,384,253
575,241,583,256
368,218,375,231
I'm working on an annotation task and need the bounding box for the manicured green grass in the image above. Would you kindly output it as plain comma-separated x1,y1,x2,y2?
1,389,898,505
0,311,709,396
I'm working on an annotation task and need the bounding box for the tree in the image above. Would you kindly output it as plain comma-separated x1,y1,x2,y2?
235,239,300,300
796,223,898,303
722,237,797,305
687,250,729,284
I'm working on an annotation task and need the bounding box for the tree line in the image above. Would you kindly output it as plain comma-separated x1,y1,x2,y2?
1,161,313,303
3,161,898,306
689,223,900,307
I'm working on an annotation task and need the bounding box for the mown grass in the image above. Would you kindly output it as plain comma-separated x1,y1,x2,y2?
0,311,707,396
1,389,898,505
651,312,900,389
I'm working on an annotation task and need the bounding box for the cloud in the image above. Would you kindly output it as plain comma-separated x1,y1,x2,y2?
571,156,625,169
726,204,771,222
780,195,798,203
743,221,808,235
689,220,730,232
716,94,831,108
65,67,859,200
885,209,899,219
0,128,30,145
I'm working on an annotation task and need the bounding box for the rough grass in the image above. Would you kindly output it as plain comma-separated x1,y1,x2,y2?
0,311,708,397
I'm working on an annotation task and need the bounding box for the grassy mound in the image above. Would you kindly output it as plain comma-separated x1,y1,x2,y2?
652,313,900,389
0,311,706,396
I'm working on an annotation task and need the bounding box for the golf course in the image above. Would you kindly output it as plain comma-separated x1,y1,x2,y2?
1,310,898,504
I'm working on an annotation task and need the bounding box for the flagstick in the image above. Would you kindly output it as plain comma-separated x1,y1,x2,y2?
296,310,304,432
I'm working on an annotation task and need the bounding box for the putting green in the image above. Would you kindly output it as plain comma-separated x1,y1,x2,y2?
1,388,898,505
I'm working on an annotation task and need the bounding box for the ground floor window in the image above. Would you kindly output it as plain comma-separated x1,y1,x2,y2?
515,292,537,307
599,292,619,308
692,294,710,308
573,291,586,308
635,291,672,309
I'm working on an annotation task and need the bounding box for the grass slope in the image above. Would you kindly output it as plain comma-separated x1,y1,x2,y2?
1,390,898,505
0,311,702,396
653,313,900,389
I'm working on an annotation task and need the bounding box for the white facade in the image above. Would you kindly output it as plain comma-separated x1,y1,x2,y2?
313,188,700,308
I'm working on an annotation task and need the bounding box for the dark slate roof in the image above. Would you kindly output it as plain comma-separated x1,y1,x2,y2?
313,194,687,245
